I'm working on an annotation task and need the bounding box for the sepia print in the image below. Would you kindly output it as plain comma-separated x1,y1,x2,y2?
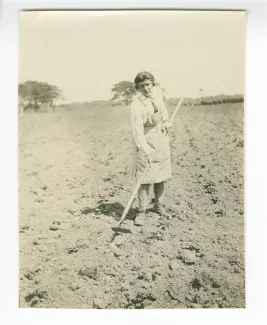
19,10,245,309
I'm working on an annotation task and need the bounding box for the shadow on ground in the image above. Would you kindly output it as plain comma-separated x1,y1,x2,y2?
80,201,136,221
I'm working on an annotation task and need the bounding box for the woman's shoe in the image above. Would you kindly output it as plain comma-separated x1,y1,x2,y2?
154,203,168,217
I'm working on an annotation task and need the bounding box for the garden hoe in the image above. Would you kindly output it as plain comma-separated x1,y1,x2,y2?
111,97,184,235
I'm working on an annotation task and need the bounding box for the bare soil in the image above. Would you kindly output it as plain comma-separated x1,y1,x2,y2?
19,103,244,309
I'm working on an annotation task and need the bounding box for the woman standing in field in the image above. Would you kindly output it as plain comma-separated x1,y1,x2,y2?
131,71,172,226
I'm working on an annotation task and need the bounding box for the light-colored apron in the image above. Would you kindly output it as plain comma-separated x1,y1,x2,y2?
134,111,172,184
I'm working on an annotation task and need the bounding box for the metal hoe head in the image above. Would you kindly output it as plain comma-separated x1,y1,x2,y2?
111,226,132,234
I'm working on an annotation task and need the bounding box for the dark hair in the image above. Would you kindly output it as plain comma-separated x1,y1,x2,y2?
134,71,155,89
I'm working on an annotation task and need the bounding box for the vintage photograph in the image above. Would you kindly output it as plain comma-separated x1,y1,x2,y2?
19,10,245,309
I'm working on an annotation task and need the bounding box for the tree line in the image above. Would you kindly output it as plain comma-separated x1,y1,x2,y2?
167,95,244,107
18,79,244,114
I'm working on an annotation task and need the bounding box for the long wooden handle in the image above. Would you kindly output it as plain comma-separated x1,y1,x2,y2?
118,97,184,226
169,98,185,124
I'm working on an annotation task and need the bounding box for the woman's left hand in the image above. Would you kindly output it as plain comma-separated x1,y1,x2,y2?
161,120,172,133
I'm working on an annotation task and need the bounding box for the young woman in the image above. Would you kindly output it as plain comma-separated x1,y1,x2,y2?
130,71,172,225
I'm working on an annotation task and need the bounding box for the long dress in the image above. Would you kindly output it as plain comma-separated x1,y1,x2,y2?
130,87,172,185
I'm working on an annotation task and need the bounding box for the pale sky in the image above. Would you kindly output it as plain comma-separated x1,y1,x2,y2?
19,10,246,102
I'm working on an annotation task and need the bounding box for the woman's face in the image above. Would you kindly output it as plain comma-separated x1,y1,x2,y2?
138,80,153,98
